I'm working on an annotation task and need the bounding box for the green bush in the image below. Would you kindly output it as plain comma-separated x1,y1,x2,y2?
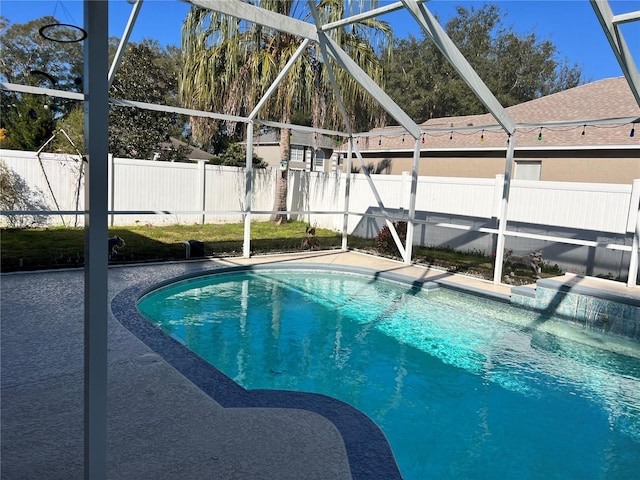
375,221,407,255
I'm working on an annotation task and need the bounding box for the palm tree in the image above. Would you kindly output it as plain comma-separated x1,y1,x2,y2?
180,0,392,223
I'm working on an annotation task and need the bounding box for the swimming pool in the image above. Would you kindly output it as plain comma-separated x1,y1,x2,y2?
136,267,640,480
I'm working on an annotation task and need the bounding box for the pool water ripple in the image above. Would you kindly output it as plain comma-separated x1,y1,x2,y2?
137,269,640,480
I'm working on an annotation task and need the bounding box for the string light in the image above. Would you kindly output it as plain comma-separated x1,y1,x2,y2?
378,135,382,146
402,134,405,143
581,124,586,136
480,129,484,142
449,131,453,140
537,127,543,141
631,124,636,138
421,134,425,144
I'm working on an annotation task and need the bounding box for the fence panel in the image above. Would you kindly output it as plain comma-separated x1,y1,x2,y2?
111,158,202,225
1,150,85,226
291,171,344,230
201,165,276,223
416,176,497,218
508,180,633,233
2,149,637,239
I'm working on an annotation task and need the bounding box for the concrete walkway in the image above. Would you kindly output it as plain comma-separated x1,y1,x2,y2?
4,252,409,479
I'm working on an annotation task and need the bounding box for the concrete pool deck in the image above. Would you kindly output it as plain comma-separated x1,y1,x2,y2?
2,250,639,478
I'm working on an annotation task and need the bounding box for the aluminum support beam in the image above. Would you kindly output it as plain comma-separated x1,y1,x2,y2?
404,138,422,264
341,140,353,250
308,0,410,258
108,97,247,124
590,0,640,106
306,1,355,137
307,0,420,257
320,33,422,139
83,2,109,478
629,205,640,287
493,135,517,284
321,1,425,32
191,0,423,139
351,141,407,259
613,11,640,24
188,0,318,40
0,82,84,100
627,179,640,287
401,0,516,134
248,38,311,120
3,82,634,133
243,122,253,258
108,0,143,89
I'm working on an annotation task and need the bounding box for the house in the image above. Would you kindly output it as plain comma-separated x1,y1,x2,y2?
152,137,214,162
250,129,341,172
351,77,640,184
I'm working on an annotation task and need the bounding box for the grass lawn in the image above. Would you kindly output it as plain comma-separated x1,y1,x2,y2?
0,221,558,283
0,221,352,272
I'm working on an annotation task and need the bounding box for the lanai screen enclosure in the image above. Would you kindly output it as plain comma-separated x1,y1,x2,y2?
1,0,639,477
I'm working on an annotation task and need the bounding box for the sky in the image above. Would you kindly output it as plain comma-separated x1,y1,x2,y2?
1,0,639,83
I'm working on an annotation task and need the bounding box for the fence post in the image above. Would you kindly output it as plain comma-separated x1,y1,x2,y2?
197,160,206,225
627,179,640,287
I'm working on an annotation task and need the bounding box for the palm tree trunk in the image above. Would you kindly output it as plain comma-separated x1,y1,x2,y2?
270,126,291,223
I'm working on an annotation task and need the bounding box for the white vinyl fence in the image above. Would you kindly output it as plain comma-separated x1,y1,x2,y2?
2,149,639,279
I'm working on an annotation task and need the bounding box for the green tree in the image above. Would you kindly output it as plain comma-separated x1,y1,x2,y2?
383,4,583,122
180,0,392,223
51,105,84,153
0,16,83,90
0,160,49,227
0,16,83,150
209,143,267,168
0,92,56,150
108,40,187,159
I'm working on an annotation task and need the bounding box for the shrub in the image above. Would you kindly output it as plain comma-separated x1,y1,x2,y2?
375,221,407,255
0,161,49,228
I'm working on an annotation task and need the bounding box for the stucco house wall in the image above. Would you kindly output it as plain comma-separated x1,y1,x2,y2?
249,131,338,172
348,77,640,184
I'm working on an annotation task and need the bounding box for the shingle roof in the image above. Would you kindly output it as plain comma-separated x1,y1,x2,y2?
362,77,640,150
157,137,213,160
253,130,337,149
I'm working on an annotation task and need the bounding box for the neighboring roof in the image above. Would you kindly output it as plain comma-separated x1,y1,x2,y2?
361,77,640,150
156,137,213,160
253,130,338,150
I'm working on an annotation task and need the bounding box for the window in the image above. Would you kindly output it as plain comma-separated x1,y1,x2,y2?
314,150,325,172
515,161,541,180
290,146,305,163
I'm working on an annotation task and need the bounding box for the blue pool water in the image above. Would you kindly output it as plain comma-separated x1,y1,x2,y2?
137,269,640,480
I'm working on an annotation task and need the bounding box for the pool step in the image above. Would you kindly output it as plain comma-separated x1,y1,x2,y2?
510,277,640,341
